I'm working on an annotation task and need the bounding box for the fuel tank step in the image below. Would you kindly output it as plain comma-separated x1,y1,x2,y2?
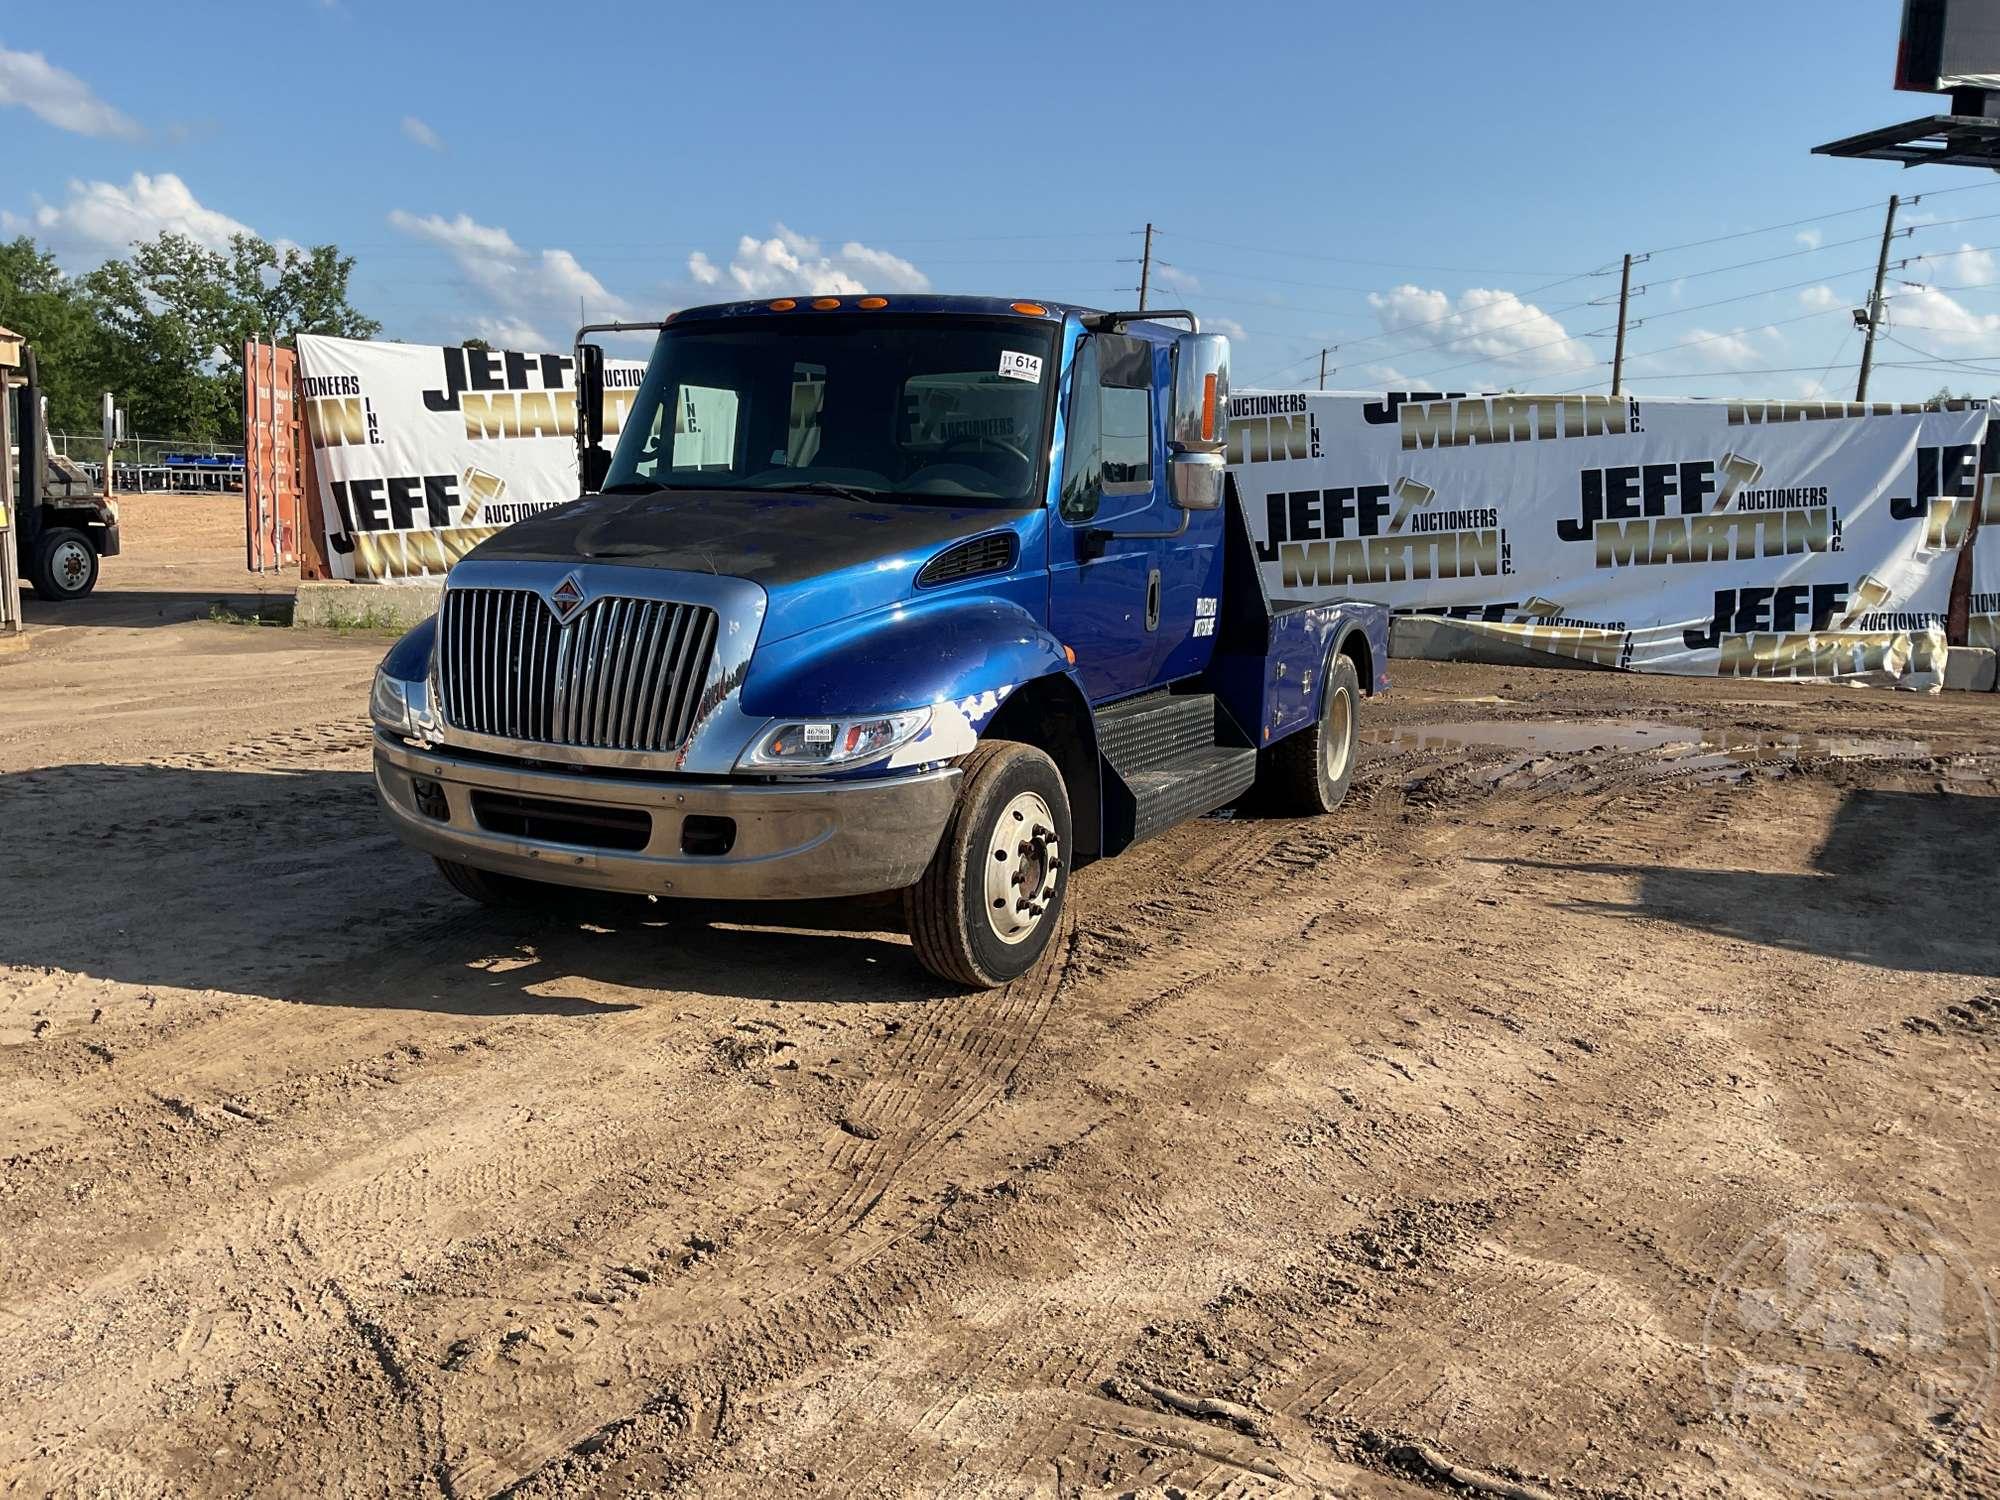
1096,689,1220,777
1095,691,1258,849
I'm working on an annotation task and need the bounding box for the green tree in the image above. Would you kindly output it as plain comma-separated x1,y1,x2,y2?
1,230,379,444
84,231,380,442
0,237,105,432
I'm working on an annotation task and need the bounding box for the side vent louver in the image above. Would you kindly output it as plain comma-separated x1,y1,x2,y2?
916,532,1017,588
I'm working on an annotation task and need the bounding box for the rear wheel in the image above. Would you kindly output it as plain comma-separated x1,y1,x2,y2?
29,527,99,601
1262,654,1359,814
906,742,1070,988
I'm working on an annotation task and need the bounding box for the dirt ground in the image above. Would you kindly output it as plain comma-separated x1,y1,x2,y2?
4,496,1998,1498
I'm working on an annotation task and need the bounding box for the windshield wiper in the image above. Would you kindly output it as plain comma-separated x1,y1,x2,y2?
769,479,889,503
597,479,668,495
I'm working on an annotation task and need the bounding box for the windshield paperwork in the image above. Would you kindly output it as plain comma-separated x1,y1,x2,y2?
601,315,1060,508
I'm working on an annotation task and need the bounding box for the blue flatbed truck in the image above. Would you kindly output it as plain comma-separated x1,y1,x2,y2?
370,296,1389,987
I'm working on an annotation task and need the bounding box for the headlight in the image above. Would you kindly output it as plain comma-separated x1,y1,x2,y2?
371,668,437,739
738,709,931,771
370,667,411,735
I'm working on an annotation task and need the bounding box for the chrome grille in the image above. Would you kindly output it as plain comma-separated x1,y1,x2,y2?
437,587,719,752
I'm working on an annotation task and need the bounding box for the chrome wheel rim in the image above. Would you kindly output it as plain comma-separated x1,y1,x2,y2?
51,538,91,592
983,790,1059,945
1324,686,1354,783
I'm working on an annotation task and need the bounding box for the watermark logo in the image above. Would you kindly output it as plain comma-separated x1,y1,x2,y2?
1702,1203,1996,1494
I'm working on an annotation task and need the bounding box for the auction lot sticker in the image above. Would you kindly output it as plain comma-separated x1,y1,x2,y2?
1702,1202,1996,1494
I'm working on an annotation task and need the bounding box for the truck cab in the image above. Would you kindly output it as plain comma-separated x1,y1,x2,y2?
371,296,1388,986
8,342,122,601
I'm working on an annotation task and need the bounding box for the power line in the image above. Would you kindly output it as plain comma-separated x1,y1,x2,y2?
1148,227,1593,279
1880,330,2000,376
1637,177,2000,261
1632,227,1904,292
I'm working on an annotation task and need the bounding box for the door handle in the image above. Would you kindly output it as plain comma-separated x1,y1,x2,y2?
1146,569,1161,632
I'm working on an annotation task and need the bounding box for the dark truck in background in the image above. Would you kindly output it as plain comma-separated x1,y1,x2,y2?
9,344,121,600
370,296,1389,987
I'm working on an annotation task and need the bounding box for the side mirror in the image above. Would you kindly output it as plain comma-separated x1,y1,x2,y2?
1169,451,1225,511
1168,331,1230,455
574,341,606,494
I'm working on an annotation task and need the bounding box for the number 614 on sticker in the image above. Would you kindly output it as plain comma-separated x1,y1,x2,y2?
997,351,1044,383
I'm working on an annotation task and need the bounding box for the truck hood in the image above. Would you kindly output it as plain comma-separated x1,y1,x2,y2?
466,487,1025,641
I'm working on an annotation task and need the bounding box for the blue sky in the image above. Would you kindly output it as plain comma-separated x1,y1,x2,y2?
5,0,2000,400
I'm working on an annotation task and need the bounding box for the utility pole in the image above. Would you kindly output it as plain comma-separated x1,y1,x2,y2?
1138,223,1153,312
1317,348,1330,390
1856,193,1900,402
1611,253,1634,396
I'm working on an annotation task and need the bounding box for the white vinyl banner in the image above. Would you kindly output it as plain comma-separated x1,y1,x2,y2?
295,335,653,582
1960,417,2000,652
1229,391,1991,684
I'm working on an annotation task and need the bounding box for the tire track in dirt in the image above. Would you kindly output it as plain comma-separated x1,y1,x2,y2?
655,758,1840,1496
9,660,1986,1500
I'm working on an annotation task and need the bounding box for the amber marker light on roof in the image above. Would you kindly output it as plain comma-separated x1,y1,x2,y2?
811,297,841,310
857,296,888,309
1011,302,1048,316
768,298,797,311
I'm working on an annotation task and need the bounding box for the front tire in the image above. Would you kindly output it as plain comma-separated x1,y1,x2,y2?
1262,653,1359,814
906,742,1070,988
30,527,100,601
434,857,564,909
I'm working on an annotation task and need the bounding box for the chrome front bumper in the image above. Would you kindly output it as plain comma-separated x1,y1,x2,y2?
374,733,961,900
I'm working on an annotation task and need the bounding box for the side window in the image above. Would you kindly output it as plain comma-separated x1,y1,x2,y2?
784,364,824,466
1100,386,1153,488
669,384,741,471
1059,339,1103,523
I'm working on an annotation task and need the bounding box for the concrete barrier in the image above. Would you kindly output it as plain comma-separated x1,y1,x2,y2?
1392,616,1998,693
1945,646,1998,693
1388,616,1620,673
293,580,441,633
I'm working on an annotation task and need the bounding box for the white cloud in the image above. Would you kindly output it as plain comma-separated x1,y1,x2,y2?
400,115,444,151
1920,240,1997,288
0,44,141,139
1152,263,1200,294
388,208,630,349
1358,362,1415,387
1672,324,1768,368
3,172,258,257
687,224,929,298
1885,283,2000,351
1366,283,1592,373
1207,316,1247,342
1796,229,1823,251
1799,284,1841,311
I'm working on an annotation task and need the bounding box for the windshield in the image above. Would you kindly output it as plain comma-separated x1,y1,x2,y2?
602,315,1060,508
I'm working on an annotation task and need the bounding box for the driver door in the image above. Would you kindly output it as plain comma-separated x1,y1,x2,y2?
1048,334,1167,704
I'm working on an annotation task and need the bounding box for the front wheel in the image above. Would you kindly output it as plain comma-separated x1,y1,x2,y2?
1261,654,1360,814
434,857,566,909
905,741,1070,988
30,527,100,601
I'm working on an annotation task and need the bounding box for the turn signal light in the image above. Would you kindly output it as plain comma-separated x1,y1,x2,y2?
768,298,797,311
811,297,841,310
1011,301,1047,316
1202,372,1219,443
858,296,888,309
